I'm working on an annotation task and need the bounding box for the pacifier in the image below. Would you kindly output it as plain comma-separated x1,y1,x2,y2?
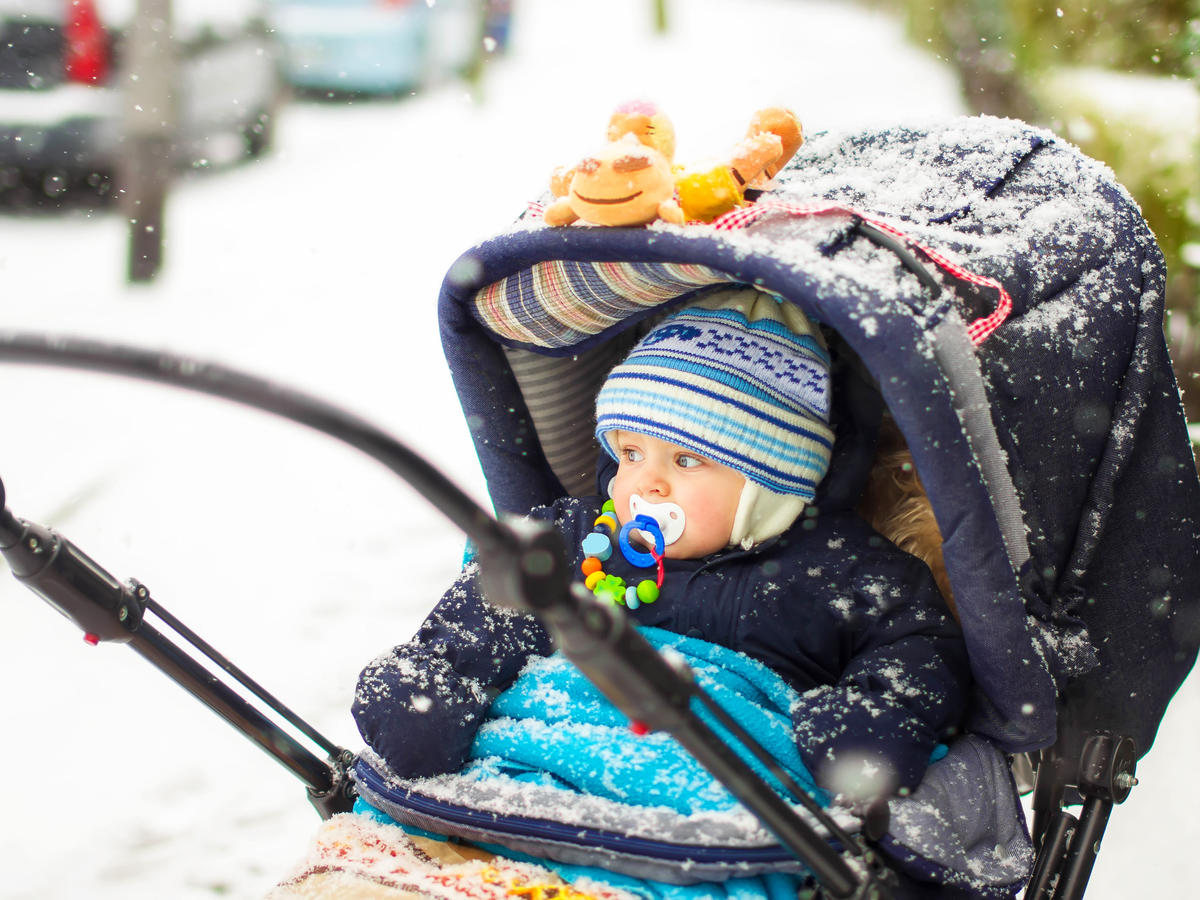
628,493,685,546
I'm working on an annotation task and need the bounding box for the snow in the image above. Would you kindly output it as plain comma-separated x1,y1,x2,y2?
1046,65,1200,159
0,0,1196,897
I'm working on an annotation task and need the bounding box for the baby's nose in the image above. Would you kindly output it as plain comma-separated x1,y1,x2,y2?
643,474,670,496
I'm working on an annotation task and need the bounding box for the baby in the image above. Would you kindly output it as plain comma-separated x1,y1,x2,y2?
353,287,968,802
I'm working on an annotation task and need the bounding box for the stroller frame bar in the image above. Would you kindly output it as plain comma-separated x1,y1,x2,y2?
1027,731,1138,899
0,331,894,900
142,592,342,760
0,476,357,818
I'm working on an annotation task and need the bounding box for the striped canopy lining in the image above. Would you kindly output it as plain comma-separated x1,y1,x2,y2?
479,256,1029,579
479,259,740,496
503,328,645,498
474,259,738,350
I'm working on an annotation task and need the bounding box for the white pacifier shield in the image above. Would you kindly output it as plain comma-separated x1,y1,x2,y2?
629,494,686,545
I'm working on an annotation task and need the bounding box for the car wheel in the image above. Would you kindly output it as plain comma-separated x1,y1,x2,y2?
242,109,275,159
84,170,114,200
41,171,70,199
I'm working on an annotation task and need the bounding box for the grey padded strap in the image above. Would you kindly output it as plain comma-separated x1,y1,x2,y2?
504,337,635,497
932,313,1030,570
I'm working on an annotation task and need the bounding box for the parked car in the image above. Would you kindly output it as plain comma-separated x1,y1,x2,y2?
267,0,497,97
0,0,283,205
268,0,428,95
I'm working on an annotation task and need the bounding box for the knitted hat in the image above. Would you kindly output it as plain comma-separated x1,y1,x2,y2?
595,286,835,547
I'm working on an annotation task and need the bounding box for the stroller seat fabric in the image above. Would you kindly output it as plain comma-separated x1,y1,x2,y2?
438,114,1200,759
343,114,1200,899
354,628,1032,896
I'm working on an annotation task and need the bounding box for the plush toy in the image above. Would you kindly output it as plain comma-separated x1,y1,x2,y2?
550,101,676,202
544,104,803,228
543,133,684,227
742,106,804,187
674,106,804,223
606,98,677,162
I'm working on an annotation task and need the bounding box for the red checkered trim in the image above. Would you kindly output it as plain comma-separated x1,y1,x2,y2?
523,198,1010,345
710,201,1011,345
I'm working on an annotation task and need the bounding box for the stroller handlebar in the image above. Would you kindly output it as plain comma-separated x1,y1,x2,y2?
0,472,355,814
0,332,891,898
476,518,891,899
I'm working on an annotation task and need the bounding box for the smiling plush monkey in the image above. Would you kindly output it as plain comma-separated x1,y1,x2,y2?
543,133,685,227
605,99,677,162
544,103,803,227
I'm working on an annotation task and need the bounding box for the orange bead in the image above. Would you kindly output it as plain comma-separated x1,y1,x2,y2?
581,557,603,576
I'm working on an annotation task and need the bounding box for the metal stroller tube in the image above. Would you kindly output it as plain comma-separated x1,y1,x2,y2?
0,332,893,898
0,332,514,558
1027,731,1138,899
0,473,355,817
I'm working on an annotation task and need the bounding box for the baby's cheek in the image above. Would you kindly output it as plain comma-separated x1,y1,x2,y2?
609,485,632,527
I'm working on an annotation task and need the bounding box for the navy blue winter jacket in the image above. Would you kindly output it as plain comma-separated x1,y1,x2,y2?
352,496,964,801
353,494,969,794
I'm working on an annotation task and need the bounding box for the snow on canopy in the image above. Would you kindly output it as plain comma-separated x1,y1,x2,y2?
440,114,1200,761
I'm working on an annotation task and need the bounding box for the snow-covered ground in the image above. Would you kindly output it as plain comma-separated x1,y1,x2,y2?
0,0,1196,896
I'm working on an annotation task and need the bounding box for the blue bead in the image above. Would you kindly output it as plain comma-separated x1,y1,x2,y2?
581,531,612,561
625,586,641,609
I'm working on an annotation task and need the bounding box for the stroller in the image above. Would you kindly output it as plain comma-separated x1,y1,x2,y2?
2,114,1198,899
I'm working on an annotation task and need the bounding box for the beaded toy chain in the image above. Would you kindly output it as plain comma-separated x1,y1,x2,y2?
579,500,665,609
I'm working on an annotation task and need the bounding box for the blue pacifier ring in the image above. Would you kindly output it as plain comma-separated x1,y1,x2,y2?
619,515,666,568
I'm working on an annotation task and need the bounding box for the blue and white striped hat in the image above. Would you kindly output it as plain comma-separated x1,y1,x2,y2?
595,287,835,502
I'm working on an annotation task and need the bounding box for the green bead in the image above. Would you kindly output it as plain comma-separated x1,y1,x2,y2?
595,585,624,605
637,580,660,604
602,499,616,514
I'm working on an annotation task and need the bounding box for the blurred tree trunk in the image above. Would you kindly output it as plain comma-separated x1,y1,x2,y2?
120,0,176,283
653,0,668,34
938,3,1040,122
462,1,492,98
884,0,1200,430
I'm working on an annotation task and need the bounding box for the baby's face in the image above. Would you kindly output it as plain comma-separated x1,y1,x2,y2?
610,431,745,559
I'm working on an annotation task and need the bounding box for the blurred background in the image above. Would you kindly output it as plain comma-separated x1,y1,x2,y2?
0,1,1197,898
1,1,1196,395
874,0,1200,427
3,0,1197,413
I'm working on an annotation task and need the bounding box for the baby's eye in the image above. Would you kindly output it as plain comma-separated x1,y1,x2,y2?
623,447,644,463
676,454,704,469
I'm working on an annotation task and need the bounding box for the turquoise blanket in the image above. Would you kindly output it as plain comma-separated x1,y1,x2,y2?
356,631,1017,897
358,626,833,898
463,625,829,814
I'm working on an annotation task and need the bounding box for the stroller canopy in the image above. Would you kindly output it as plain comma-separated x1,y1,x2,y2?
437,115,1200,763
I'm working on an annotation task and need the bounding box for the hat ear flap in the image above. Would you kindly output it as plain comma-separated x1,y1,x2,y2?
729,480,809,549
